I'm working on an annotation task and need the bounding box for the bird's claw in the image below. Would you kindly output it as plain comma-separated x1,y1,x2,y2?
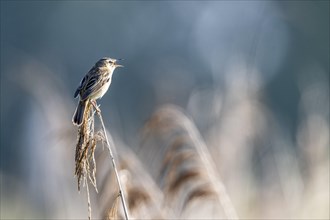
91,100,101,113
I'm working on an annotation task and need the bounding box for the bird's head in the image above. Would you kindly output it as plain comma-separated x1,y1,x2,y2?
96,57,123,72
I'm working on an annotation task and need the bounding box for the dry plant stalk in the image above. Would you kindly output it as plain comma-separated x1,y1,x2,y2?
96,108,130,220
74,100,129,220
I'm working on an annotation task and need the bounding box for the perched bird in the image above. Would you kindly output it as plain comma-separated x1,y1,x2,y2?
72,57,123,126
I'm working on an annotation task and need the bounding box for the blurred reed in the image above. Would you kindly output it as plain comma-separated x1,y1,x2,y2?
138,105,238,219
96,144,169,219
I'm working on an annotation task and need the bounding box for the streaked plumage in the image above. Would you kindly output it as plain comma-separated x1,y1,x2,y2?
72,57,122,126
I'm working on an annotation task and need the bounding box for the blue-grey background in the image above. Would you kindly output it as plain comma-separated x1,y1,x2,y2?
1,1,329,219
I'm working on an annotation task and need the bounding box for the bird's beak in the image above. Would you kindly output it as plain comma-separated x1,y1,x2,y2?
115,59,124,68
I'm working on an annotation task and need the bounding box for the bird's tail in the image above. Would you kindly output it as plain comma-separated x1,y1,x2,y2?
72,100,87,126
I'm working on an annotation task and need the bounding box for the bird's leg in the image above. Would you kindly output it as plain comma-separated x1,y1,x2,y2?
91,100,101,113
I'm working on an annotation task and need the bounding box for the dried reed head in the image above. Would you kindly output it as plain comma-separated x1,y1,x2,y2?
139,105,238,219
74,101,100,192
74,101,111,220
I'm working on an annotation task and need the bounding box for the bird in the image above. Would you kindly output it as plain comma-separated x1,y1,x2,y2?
72,57,123,126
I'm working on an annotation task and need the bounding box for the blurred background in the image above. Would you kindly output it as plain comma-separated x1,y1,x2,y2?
1,1,329,219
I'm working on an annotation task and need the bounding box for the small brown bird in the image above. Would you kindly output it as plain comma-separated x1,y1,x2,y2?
72,57,123,126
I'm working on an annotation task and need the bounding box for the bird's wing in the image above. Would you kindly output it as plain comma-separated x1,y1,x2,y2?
80,67,106,100
74,73,88,98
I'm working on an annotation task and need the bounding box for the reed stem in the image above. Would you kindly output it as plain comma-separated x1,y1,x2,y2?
96,109,129,220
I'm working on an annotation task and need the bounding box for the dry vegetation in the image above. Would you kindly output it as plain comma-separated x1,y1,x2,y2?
4,59,329,219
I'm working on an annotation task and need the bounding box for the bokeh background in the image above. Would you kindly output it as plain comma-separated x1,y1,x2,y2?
1,1,329,219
